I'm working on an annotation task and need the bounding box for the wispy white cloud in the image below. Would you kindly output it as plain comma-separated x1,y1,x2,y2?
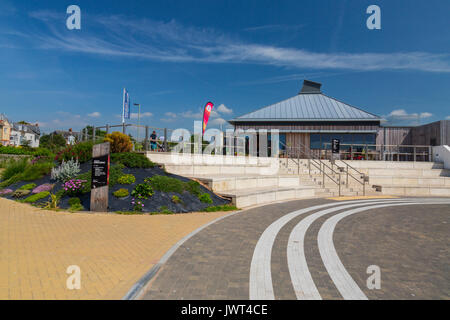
216,104,233,114
130,112,152,119
445,115,450,120
382,109,434,125
88,111,101,118
243,24,304,32
10,12,449,73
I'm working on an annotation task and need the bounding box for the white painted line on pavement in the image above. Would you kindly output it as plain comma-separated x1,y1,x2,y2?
249,198,406,300
318,201,450,300
287,199,409,300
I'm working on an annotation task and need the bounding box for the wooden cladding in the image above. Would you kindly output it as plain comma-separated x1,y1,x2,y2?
234,121,379,132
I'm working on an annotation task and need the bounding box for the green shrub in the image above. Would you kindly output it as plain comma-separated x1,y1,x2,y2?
69,203,84,212
109,163,125,187
131,183,154,199
185,180,201,196
145,175,184,193
56,141,93,163
12,189,31,198
113,188,129,198
0,175,22,188
21,161,54,181
68,197,81,206
74,171,91,193
19,183,37,191
111,152,155,168
198,193,213,204
67,197,83,212
158,206,173,214
203,204,238,212
24,191,50,203
1,158,28,180
171,195,182,204
117,174,136,185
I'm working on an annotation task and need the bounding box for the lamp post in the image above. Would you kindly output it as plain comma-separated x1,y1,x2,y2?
133,103,141,142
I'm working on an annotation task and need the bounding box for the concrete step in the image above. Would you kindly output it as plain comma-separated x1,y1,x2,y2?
189,175,309,193
219,186,316,208
370,176,450,187
379,185,450,197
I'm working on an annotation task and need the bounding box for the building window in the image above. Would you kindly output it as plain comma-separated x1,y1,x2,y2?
310,133,377,150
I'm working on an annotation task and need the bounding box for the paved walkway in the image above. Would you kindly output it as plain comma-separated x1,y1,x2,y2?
140,197,450,300
0,198,230,300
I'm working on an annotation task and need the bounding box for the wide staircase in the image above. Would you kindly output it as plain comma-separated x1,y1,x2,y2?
146,150,450,208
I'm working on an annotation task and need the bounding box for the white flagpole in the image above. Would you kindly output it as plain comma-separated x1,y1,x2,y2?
122,88,126,124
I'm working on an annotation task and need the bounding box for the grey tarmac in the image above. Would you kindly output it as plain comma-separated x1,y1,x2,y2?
139,197,450,300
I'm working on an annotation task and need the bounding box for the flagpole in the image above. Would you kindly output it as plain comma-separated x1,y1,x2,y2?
122,88,125,124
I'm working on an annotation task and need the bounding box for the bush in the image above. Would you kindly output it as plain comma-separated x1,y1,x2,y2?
51,158,80,182
145,175,184,193
0,175,22,188
131,198,145,211
117,174,136,185
104,132,133,153
0,188,13,196
198,193,213,204
19,183,37,191
68,197,81,206
113,188,129,198
203,204,238,212
109,164,125,187
111,152,155,168
24,191,50,203
158,206,173,214
39,133,67,151
185,180,201,196
21,161,54,181
62,179,87,196
56,141,93,163
32,183,54,194
1,158,28,180
12,189,31,198
0,145,52,157
68,197,83,211
131,183,154,199
171,195,182,204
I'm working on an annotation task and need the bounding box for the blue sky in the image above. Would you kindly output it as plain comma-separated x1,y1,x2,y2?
1,0,450,135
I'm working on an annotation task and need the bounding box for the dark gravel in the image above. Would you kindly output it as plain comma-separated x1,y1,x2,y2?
1,161,230,213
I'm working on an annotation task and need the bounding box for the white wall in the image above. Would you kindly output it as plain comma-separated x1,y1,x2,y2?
432,145,450,169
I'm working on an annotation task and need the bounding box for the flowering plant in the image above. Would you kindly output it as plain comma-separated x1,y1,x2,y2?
0,189,13,196
62,179,86,196
32,183,54,194
131,198,145,211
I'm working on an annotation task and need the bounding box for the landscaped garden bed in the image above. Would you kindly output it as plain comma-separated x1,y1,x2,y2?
0,136,235,214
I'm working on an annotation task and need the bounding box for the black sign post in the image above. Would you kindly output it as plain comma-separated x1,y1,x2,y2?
90,142,110,212
332,138,340,154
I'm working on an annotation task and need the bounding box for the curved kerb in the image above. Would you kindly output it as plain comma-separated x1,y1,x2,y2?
122,209,243,300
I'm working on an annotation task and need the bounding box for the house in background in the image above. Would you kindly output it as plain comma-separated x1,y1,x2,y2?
54,128,79,145
10,122,41,148
0,114,12,146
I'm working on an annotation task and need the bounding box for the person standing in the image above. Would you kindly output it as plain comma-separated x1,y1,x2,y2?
150,130,157,151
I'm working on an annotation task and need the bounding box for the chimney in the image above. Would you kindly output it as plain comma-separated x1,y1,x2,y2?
299,80,322,94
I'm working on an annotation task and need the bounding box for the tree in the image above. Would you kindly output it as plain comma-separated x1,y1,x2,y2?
40,133,67,150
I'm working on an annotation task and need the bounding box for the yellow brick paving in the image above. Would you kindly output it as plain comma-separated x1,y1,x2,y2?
0,198,230,300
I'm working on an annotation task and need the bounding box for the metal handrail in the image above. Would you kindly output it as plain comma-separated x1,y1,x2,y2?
280,141,343,196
